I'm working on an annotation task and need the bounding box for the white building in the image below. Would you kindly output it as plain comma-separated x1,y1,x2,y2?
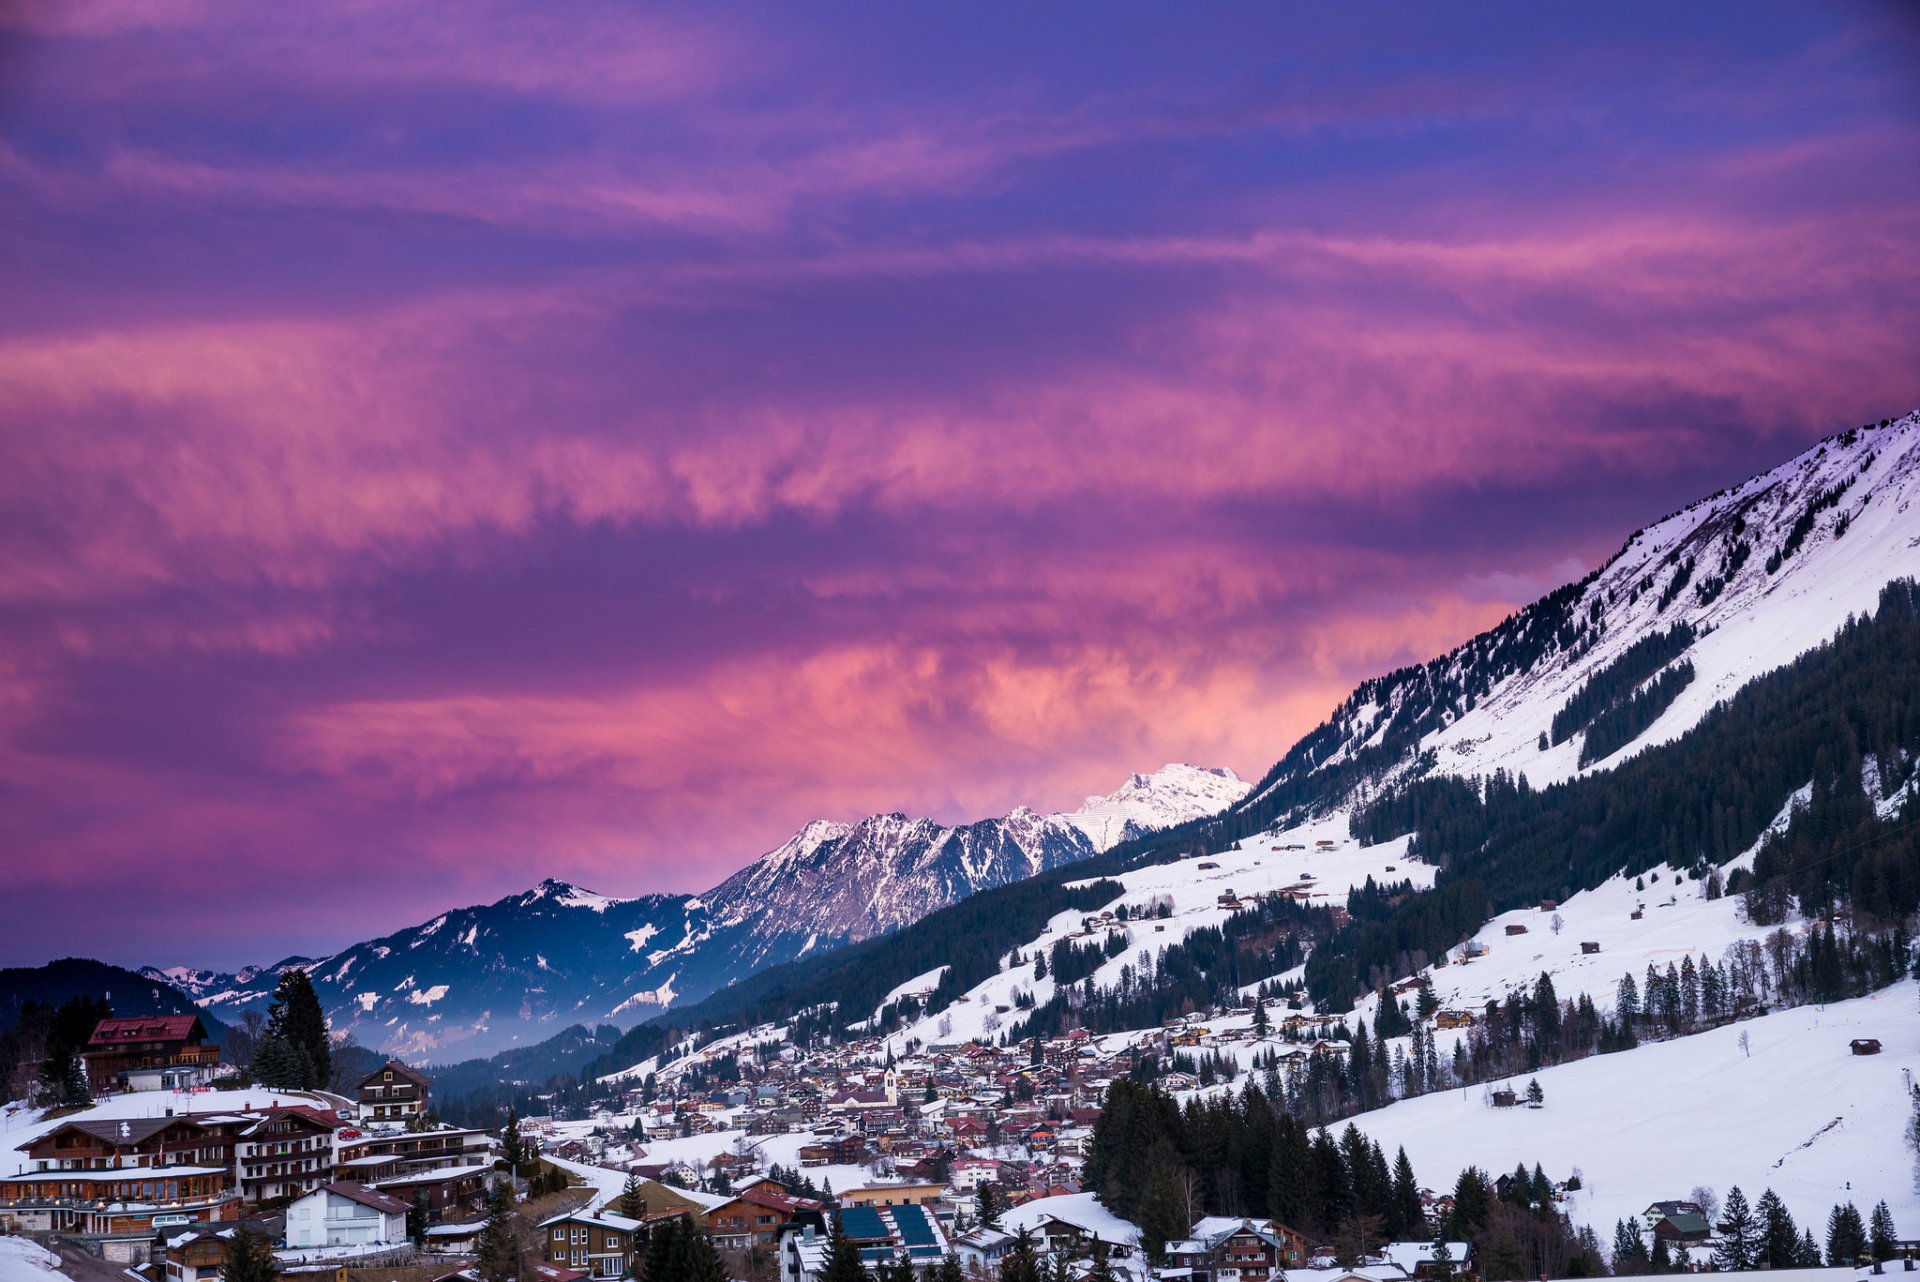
284,1181,410,1248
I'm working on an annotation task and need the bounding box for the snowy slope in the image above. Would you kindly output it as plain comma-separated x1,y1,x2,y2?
1241,413,1920,819
879,814,1427,1053
1346,979,1919,1248
1062,764,1251,850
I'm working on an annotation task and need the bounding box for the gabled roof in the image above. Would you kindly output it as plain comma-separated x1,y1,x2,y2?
87,1015,207,1047
320,1181,411,1216
27,1115,208,1150
357,1059,432,1090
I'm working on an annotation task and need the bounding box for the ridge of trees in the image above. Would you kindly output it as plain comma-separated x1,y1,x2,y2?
1548,623,1695,746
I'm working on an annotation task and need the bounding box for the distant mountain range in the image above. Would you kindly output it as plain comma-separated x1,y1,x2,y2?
142,763,1248,1058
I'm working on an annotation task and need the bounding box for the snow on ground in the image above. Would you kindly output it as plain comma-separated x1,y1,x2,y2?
0,1238,60,1282
1350,865,1800,1034
999,1191,1141,1247
885,815,1426,1053
539,1116,872,1203
1346,978,1919,1245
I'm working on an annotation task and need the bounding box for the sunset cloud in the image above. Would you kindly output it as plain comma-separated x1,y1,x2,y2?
2,0,1916,966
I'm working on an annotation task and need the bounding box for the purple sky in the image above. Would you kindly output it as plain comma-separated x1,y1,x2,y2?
2,1,1918,970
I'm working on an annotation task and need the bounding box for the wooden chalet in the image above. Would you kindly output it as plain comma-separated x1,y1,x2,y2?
4,1115,240,1237
357,1060,432,1123
82,1015,219,1093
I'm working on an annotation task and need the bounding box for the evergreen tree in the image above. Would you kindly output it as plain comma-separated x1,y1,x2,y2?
1826,1202,1867,1265
936,1255,966,1282
1427,1237,1455,1282
1649,1234,1672,1273
820,1217,871,1282
1390,1148,1423,1239
620,1169,646,1220
503,1105,526,1170
476,1180,522,1282
1869,1202,1897,1262
224,1226,280,1282
999,1228,1042,1282
1138,1158,1188,1262
1795,1229,1824,1268
263,969,331,1089
1611,1219,1649,1274
1713,1187,1757,1271
1756,1188,1798,1269
976,1183,1001,1227
1524,1078,1543,1106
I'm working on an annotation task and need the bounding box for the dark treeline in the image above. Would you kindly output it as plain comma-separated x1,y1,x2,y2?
1084,1079,1604,1277
1549,624,1695,746
1578,660,1694,767
1313,578,1920,1012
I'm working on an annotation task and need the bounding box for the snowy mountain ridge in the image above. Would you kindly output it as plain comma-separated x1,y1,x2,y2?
1239,411,1920,822
1061,763,1250,849
152,761,1243,1057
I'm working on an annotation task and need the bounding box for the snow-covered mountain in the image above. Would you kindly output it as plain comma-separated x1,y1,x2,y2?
1061,763,1249,849
160,762,1242,1057
1236,411,1920,825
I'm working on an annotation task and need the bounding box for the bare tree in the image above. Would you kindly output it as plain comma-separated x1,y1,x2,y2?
1690,1186,1720,1225
1550,913,1565,936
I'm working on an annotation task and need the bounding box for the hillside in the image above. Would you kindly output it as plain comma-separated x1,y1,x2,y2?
0,958,228,1038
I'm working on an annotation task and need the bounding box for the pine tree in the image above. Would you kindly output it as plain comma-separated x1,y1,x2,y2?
976,1183,1001,1226
1826,1202,1867,1265
1524,1078,1543,1106
640,1216,680,1282
1869,1201,1898,1262
225,1226,280,1282
1391,1148,1423,1239
620,1169,645,1220
820,1217,871,1282
263,970,331,1089
477,1179,522,1282
1714,1187,1757,1271
999,1228,1042,1282
1649,1233,1673,1273
1611,1219,1649,1274
1137,1159,1187,1262
1756,1188,1798,1269
1428,1237,1455,1282
1795,1229,1824,1268
503,1105,525,1170
936,1254,966,1282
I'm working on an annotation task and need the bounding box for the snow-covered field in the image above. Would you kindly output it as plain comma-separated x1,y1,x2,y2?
1350,863,1803,1033
1346,978,1919,1243
0,1238,59,1282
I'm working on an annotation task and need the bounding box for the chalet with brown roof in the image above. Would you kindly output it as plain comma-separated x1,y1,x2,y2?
357,1060,432,1123
706,1180,825,1250
82,1015,219,1093
6,1115,240,1236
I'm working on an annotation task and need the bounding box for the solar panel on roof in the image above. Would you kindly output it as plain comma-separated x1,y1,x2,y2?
892,1206,938,1247
838,1208,889,1241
